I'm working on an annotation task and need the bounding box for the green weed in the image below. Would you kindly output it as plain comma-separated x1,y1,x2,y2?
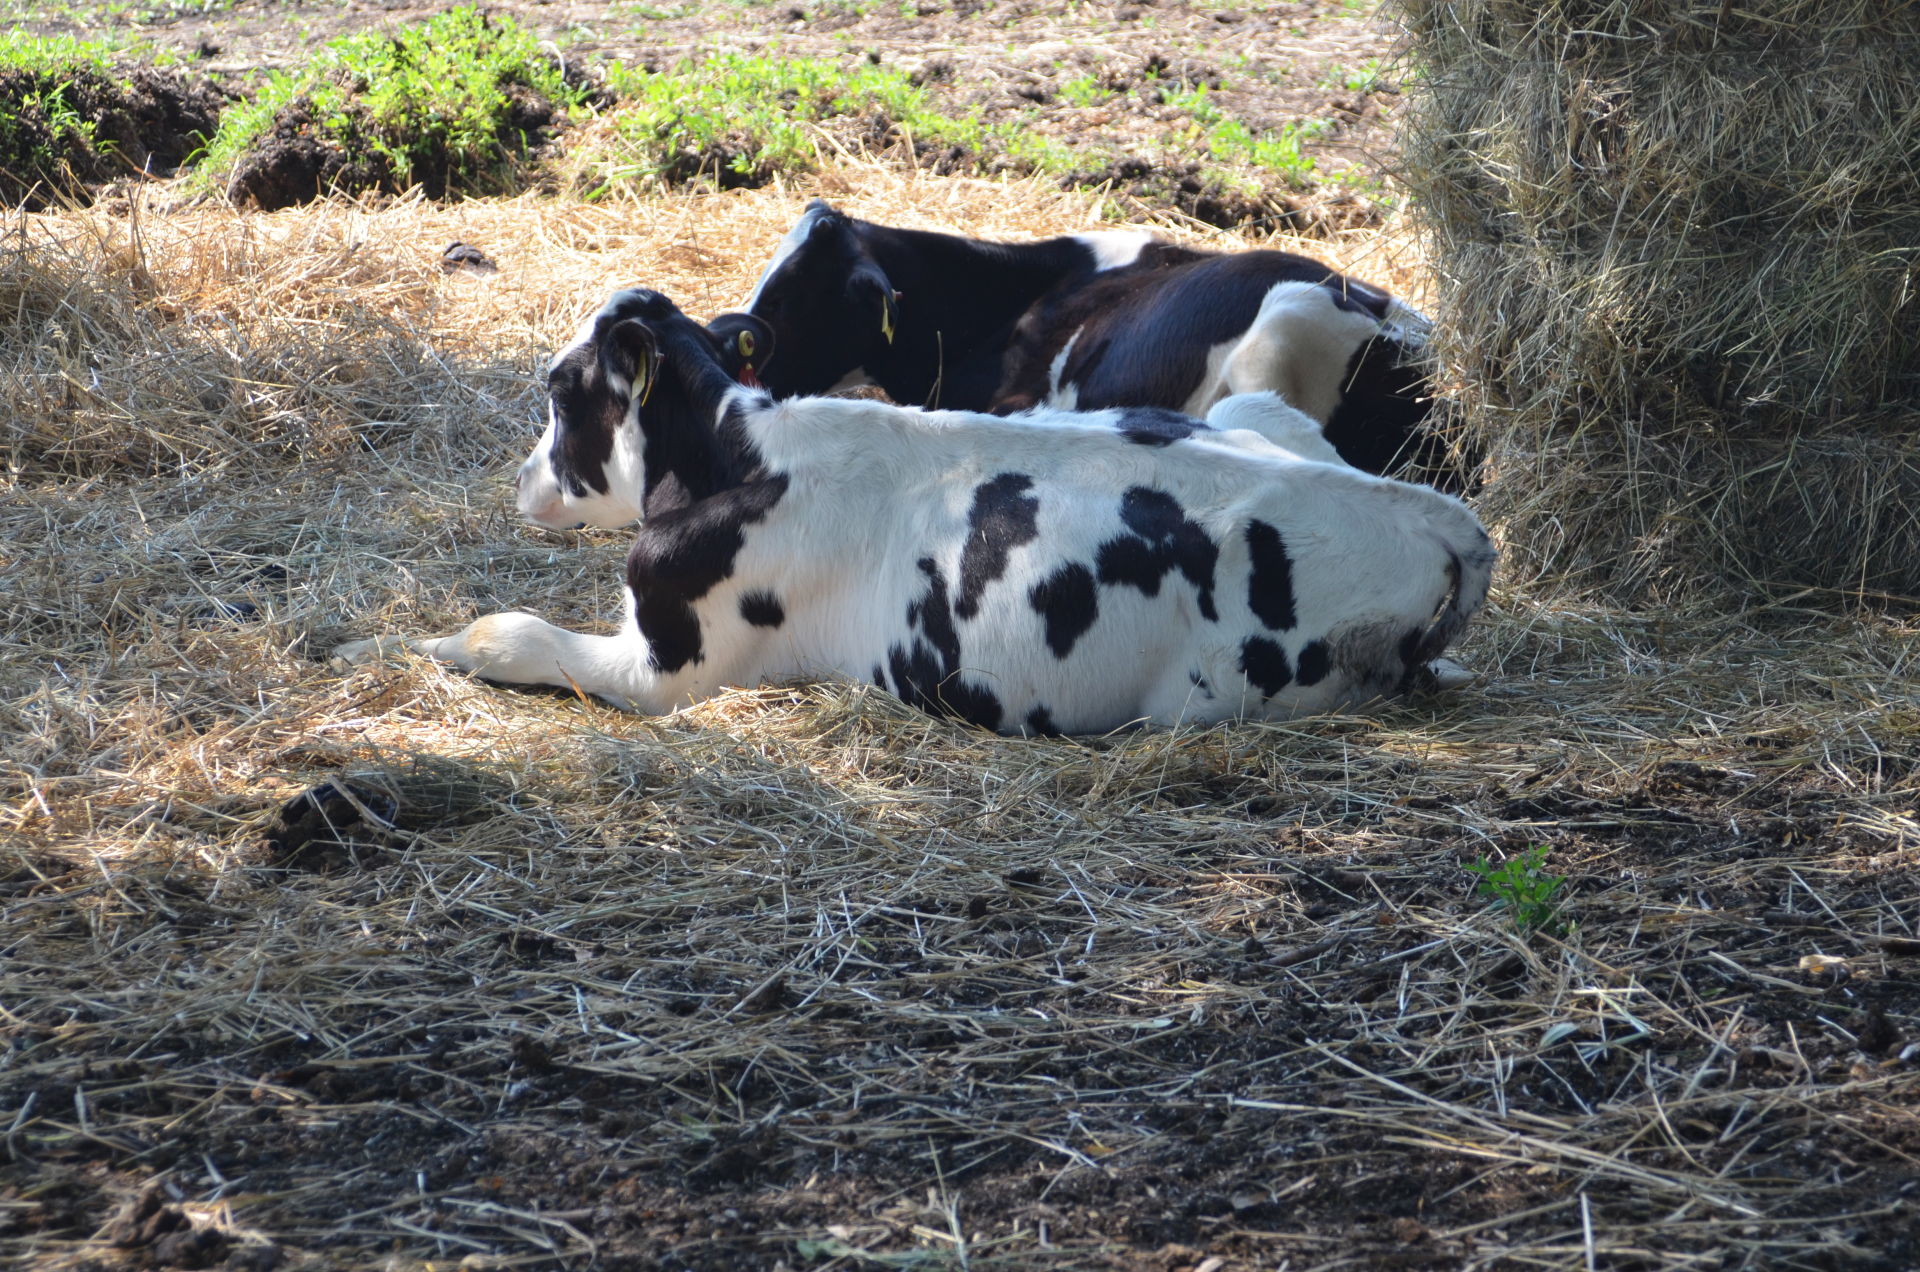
193,7,596,200
593,52,928,190
0,31,122,76
1160,83,1329,188
1466,845,1567,933
0,34,122,204
1058,73,1109,108
586,51,1078,194
1160,82,1223,125
1329,58,1384,94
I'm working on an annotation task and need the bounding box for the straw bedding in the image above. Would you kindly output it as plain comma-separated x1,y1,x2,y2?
1390,0,1920,603
3,170,1918,1270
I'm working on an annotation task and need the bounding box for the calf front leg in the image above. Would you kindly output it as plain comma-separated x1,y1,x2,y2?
333,612,678,713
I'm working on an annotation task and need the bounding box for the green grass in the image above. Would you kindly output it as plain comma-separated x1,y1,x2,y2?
192,7,597,198
1057,72,1110,108
0,30,122,75
593,52,924,188
1160,83,1330,188
0,33,127,203
587,51,1078,194
580,47,1339,216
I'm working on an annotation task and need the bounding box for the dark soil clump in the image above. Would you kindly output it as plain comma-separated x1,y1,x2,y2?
0,64,225,208
225,95,393,211
227,81,573,211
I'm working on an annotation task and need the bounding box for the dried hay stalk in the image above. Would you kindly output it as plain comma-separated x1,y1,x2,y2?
7,160,1915,1272
1390,0,1920,602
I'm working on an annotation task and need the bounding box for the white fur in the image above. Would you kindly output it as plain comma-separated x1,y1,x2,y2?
1072,230,1155,272
1045,328,1083,409
1175,281,1386,422
1201,393,1351,466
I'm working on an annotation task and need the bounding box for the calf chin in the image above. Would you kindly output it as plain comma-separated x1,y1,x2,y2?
1422,657,1476,691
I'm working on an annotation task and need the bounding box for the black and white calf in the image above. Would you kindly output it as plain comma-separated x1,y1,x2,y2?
339,290,1495,735
744,200,1445,479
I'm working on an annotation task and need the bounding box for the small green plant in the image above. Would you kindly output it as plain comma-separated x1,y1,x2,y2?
1160,82,1223,126
1466,845,1566,933
1058,73,1109,108
1328,59,1384,94
194,7,596,202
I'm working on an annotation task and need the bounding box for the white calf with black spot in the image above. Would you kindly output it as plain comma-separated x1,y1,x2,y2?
338,290,1494,735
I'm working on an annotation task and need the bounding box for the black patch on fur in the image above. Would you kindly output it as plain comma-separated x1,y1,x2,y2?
955,473,1040,620
626,476,790,673
1094,486,1219,621
739,590,785,628
1245,520,1298,631
1114,406,1205,447
906,558,961,668
885,558,1004,730
544,343,619,497
1398,626,1426,676
872,664,887,689
1025,706,1061,737
1295,638,1331,687
1028,562,1099,658
1319,334,1446,485
1188,669,1214,699
1239,635,1293,701
638,394,772,519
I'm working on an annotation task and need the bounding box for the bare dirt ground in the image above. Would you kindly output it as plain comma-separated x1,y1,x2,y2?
4,6,1919,1272
19,0,1406,228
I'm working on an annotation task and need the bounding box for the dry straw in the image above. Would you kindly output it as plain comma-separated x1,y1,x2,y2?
3,164,1917,1270
1390,0,1920,603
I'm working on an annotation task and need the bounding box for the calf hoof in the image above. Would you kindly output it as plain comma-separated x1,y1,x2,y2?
332,636,415,666
1426,657,1475,691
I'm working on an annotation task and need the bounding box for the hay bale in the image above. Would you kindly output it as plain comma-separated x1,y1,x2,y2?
1390,0,1920,602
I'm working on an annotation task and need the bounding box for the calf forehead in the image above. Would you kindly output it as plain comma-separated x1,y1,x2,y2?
550,288,663,377
551,304,608,368
747,201,847,307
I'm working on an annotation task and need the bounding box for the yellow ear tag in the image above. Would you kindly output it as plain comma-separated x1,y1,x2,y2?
636,353,656,407
880,304,895,344
737,331,755,359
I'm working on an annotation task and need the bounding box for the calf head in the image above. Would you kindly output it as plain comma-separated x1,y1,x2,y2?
746,200,901,398
516,290,773,530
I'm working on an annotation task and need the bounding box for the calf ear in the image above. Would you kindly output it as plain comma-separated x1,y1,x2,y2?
706,313,776,382
804,199,841,231
847,263,901,345
600,318,661,405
